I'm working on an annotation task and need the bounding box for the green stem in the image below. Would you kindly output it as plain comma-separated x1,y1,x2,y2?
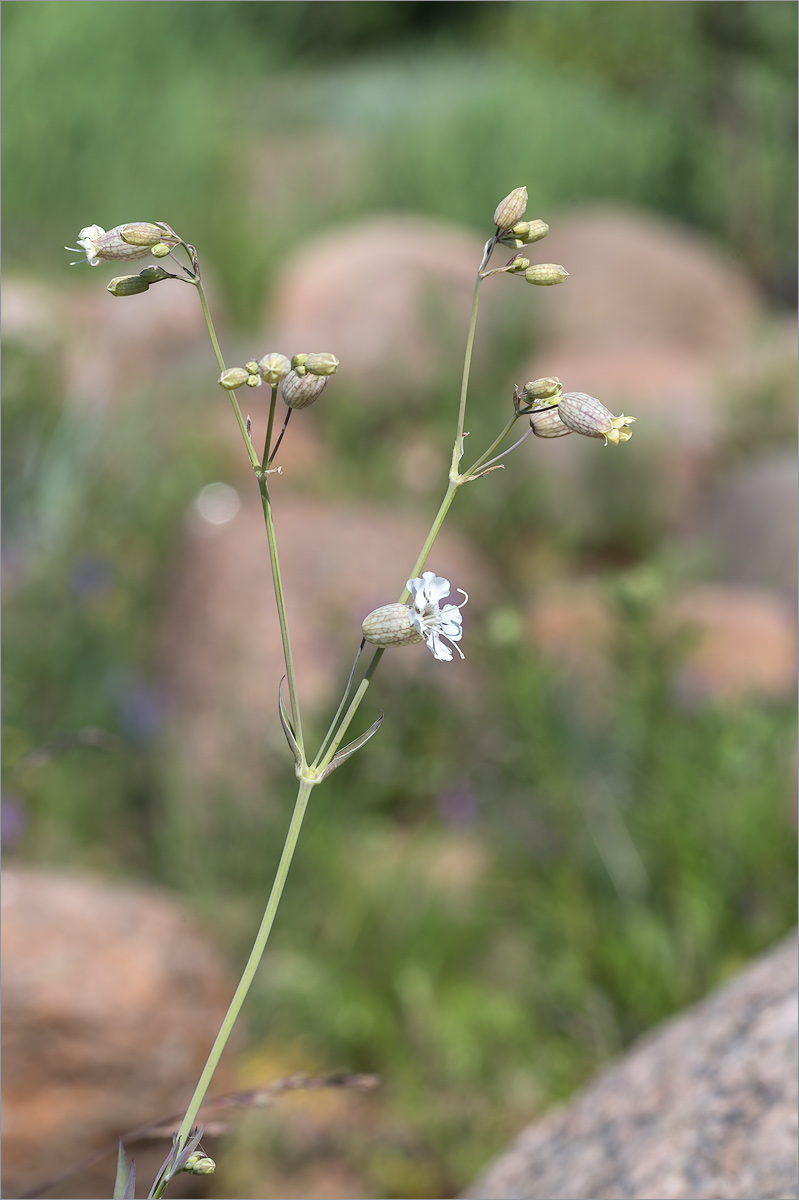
463,411,522,476
450,234,498,479
259,476,304,751
156,779,315,1196
317,239,501,766
194,279,301,739
263,385,278,467
316,648,384,771
196,280,226,374
195,279,260,471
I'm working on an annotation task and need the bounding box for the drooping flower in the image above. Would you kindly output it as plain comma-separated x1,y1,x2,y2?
557,392,637,445
361,572,468,662
407,572,468,662
65,224,160,267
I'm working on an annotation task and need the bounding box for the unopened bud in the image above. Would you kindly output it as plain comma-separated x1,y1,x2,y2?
523,377,561,400
291,353,309,377
219,367,250,391
304,352,340,377
107,275,150,296
525,264,569,286
558,392,637,445
119,223,168,247
508,257,530,273
138,266,170,283
246,374,262,387
258,353,291,385
529,407,571,438
362,604,424,649
511,219,549,244
493,187,528,231
245,361,260,375
151,242,172,258
183,1154,216,1177
282,370,328,410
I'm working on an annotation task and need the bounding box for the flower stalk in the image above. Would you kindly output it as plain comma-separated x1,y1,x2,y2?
65,189,636,1194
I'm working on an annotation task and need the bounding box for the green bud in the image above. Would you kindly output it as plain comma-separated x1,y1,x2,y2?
258,353,292,385
304,352,340,377
218,367,250,391
525,264,569,286
507,257,530,274
246,373,262,387
183,1154,216,1176
151,242,172,258
282,369,329,410
523,377,561,400
118,222,167,247
245,361,260,375
291,353,309,377
138,266,171,284
511,219,549,244
107,275,150,297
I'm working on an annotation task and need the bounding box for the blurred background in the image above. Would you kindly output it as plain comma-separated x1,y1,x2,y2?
2,3,797,1198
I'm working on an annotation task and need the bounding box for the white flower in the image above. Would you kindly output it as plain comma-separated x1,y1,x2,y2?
406,571,468,662
65,224,153,267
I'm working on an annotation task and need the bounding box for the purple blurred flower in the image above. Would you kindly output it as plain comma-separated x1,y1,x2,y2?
437,786,478,828
1,794,27,848
71,555,113,599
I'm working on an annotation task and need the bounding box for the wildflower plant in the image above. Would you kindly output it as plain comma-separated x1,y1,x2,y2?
67,191,636,1197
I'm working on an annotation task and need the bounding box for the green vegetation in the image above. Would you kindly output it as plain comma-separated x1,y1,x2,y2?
3,2,796,319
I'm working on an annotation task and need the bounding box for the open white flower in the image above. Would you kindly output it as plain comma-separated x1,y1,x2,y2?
407,572,468,661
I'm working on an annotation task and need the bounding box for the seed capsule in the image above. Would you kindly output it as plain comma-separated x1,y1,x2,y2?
282,370,329,409
493,187,528,231
362,604,424,648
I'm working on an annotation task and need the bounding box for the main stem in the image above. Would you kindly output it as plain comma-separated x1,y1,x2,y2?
158,780,314,1192
258,475,304,750
164,235,498,1187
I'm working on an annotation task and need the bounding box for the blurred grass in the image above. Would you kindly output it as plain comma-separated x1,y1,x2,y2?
3,2,796,321
2,4,797,1198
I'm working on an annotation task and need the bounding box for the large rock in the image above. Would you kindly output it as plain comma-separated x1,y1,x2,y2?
264,215,512,396
527,580,797,711
464,934,798,1200
538,207,761,357
1,867,233,1199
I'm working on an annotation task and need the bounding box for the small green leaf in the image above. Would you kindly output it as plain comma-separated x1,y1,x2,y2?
321,712,384,780
113,1138,135,1200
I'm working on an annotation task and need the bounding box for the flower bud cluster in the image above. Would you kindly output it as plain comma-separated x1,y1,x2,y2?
183,1154,216,1177
489,189,567,288
218,350,339,410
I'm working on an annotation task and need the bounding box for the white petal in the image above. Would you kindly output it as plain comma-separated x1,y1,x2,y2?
427,631,453,661
421,572,452,606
